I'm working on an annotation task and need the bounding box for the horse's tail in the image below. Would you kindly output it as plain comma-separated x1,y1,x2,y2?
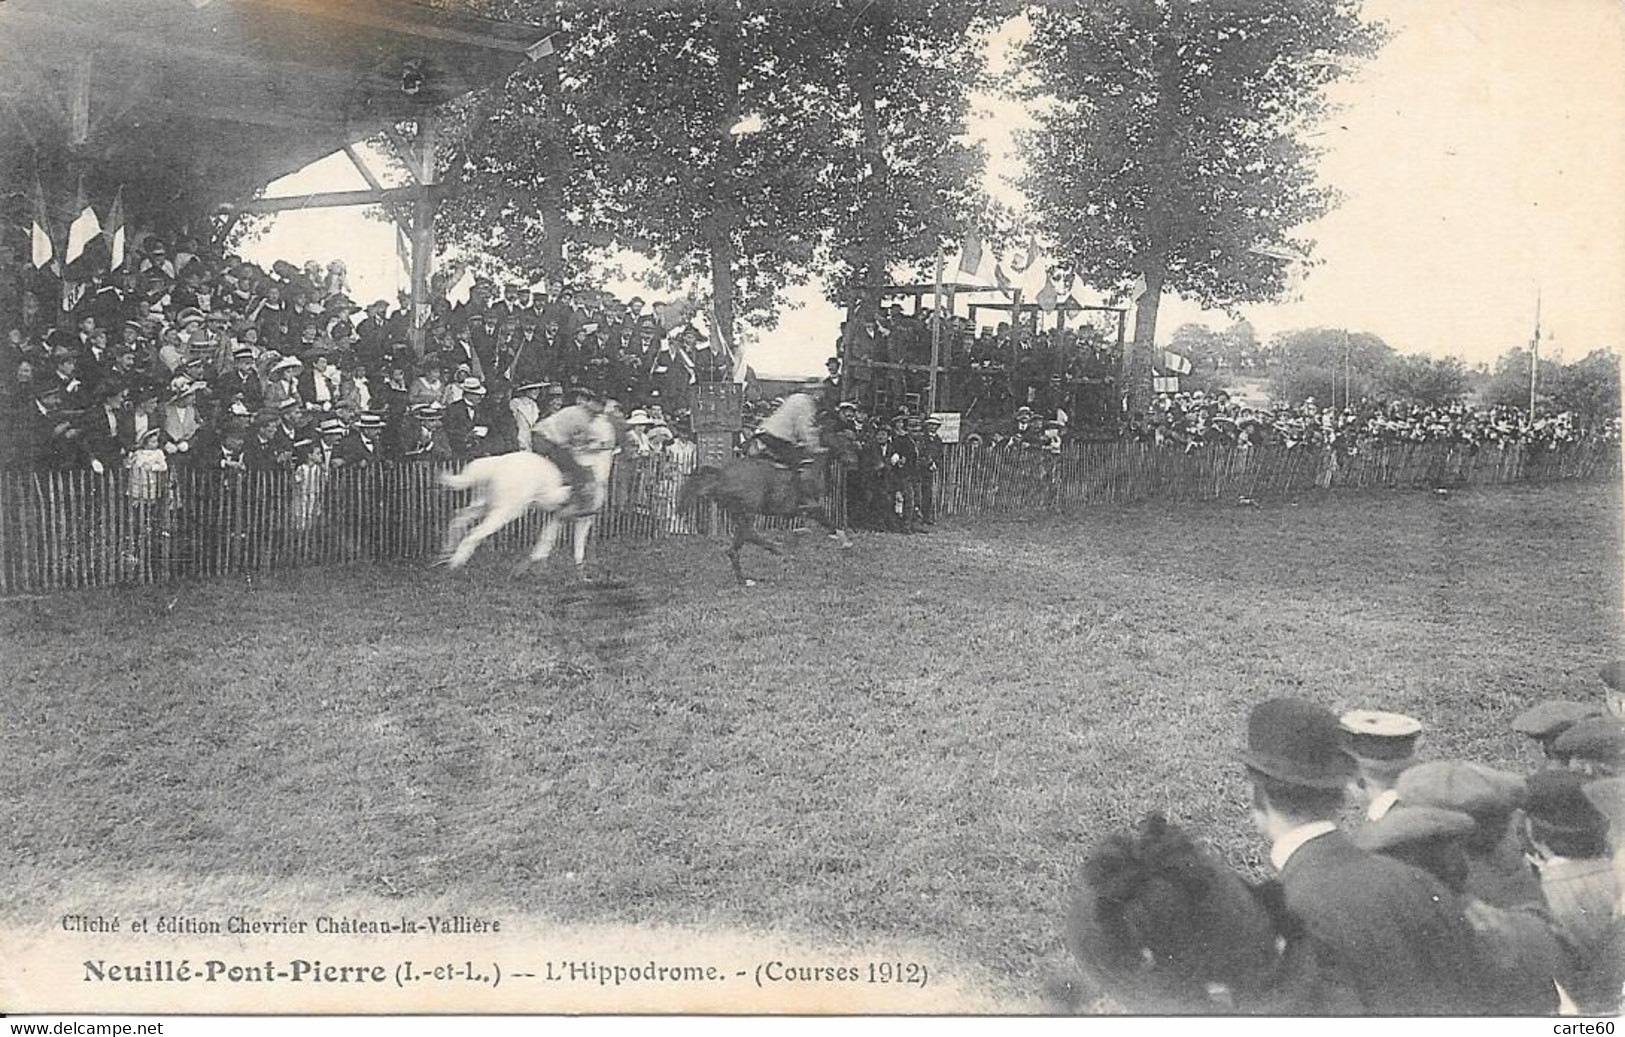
677,466,722,512
437,456,495,492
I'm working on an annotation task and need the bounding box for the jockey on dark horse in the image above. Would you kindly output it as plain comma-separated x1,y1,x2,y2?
530,386,608,511
753,392,824,505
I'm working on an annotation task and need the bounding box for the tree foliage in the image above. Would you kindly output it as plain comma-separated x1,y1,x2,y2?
1480,346,1621,421
1375,353,1470,407
1267,326,1392,405
429,0,998,360
1018,0,1386,407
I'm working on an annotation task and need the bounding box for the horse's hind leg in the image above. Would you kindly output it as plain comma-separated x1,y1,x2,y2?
743,523,781,556
437,499,486,564
446,503,520,570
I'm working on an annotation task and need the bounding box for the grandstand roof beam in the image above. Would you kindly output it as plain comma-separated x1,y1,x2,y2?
218,184,447,216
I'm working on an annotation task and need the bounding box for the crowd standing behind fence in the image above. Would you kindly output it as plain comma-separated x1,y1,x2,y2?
3,234,1621,587
0,434,1617,595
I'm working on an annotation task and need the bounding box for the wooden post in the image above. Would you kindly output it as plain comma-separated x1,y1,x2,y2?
408,116,439,360
928,249,944,414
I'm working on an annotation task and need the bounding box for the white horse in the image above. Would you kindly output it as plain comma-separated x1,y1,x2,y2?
436,413,628,576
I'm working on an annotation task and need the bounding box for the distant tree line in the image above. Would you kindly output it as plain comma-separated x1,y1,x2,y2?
1165,320,1621,423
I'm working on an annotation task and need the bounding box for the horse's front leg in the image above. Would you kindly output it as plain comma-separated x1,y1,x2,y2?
514,512,563,577
800,504,852,549
727,516,751,586
571,516,595,581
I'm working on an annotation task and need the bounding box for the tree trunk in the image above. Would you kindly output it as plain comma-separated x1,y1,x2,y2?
536,54,567,286
841,11,891,368
708,230,739,374
1126,266,1165,414
708,2,744,368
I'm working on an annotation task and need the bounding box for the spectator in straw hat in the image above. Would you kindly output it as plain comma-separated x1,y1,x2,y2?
160,378,203,458
336,411,387,469
509,380,546,453
1338,710,1423,821
265,355,305,412
444,379,492,459
125,425,170,503
397,402,450,463
1237,697,1486,1014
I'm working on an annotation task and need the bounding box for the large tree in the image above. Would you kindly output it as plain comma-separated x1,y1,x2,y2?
429,0,609,286
779,0,1003,339
1018,0,1385,410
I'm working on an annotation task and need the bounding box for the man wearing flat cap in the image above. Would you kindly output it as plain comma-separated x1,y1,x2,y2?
1514,700,1603,767
1239,697,1487,1013
1396,760,1540,910
1555,715,1625,778
1522,768,1623,1013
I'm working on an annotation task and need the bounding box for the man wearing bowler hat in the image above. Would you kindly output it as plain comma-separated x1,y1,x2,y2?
1240,697,1486,1013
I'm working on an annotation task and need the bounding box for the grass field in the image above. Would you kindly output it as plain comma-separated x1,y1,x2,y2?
2,480,1621,1010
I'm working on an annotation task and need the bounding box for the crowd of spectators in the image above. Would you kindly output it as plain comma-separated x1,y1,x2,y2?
0,234,737,475
2,234,1615,510
1059,667,1625,1015
961,390,1622,454
843,303,1122,422
1125,391,1622,454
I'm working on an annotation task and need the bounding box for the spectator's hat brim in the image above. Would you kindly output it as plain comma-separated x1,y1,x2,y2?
1339,710,1424,762
1240,698,1357,790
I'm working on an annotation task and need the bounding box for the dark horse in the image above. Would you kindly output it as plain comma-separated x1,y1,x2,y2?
677,427,859,585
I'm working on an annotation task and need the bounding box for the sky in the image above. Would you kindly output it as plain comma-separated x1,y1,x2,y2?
244,0,1625,377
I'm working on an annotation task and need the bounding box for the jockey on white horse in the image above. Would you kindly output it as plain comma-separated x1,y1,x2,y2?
753,392,824,504
437,386,628,574
531,386,610,512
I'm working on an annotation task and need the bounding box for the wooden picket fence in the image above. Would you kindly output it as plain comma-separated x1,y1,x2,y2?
933,438,1622,518
0,438,1615,595
0,457,846,595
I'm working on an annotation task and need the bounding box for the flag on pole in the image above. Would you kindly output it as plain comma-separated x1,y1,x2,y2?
106,187,127,271
1162,351,1193,375
1035,276,1059,313
993,261,1012,296
446,265,476,306
957,230,983,278
30,179,54,270
64,179,102,266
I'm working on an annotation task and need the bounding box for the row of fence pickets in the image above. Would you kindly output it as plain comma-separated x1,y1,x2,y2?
0,440,1617,594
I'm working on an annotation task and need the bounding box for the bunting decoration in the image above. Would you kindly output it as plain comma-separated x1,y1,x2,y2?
957,230,983,278
64,179,102,267
30,179,54,270
106,187,127,271
1035,277,1059,313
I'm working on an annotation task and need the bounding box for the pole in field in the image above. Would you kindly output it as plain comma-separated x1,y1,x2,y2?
1528,288,1542,418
